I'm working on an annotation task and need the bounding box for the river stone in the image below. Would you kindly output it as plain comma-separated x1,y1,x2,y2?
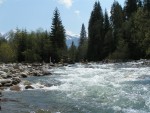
33,71,42,76
3,68,9,73
6,74,13,78
25,85,34,89
0,71,6,75
0,79,12,85
13,64,20,69
0,83,2,87
0,90,2,97
10,85,21,91
42,71,52,76
23,81,31,86
4,82,13,87
21,72,28,78
12,77,21,85
0,74,7,79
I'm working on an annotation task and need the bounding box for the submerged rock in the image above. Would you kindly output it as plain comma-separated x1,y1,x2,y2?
10,85,21,91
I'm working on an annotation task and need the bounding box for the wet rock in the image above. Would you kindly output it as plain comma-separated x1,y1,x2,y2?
0,79,12,85
10,85,21,91
0,71,6,75
33,71,41,76
3,68,9,73
23,81,31,86
25,85,34,89
21,72,28,78
0,71,7,78
0,90,2,97
7,75,13,78
13,64,20,69
12,77,21,85
0,87,4,90
1,74,8,79
4,82,13,87
42,71,52,76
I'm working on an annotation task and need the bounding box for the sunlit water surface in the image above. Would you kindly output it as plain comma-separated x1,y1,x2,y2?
1,61,150,113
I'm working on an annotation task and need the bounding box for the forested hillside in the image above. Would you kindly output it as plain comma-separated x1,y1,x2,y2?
0,0,150,63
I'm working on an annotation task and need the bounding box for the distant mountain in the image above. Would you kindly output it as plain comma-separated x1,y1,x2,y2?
66,34,79,47
1,31,80,48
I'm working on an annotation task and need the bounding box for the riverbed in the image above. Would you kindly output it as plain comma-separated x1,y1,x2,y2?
1,61,150,113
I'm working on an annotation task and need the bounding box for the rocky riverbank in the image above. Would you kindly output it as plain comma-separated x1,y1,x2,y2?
0,63,53,92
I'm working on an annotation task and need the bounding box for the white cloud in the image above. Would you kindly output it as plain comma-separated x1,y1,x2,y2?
74,10,80,17
57,0,73,8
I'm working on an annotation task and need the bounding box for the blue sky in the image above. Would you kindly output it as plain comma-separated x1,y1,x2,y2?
0,0,124,35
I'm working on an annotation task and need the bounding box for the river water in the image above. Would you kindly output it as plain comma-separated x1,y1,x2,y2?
1,61,150,113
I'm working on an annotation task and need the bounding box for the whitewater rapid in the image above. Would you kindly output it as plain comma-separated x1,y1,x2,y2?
2,61,150,113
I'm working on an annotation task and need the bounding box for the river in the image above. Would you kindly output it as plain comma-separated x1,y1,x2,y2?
1,61,150,113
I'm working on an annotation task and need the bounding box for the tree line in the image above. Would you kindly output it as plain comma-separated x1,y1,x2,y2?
87,0,150,61
0,0,150,63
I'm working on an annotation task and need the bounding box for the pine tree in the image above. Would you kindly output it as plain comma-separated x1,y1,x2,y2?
68,41,77,63
79,24,86,47
78,24,87,61
103,10,113,59
87,1,104,61
50,8,67,62
14,28,27,62
111,1,124,29
104,10,110,35
124,0,138,19
110,1,124,52
144,0,150,11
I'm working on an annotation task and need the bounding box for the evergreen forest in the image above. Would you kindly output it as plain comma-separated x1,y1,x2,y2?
0,0,150,63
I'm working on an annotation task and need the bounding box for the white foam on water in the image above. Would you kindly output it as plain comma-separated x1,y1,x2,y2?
4,61,150,112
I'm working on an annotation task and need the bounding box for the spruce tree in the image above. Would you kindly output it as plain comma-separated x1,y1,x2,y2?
103,10,113,58
68,41,77,63
124,0,138,19
79,24,86,47
87,1,104,61
144,0,150,11
111,1,124,30
110,1,124,51
78,24,87,61
50,8,67,62
104,10,110,36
